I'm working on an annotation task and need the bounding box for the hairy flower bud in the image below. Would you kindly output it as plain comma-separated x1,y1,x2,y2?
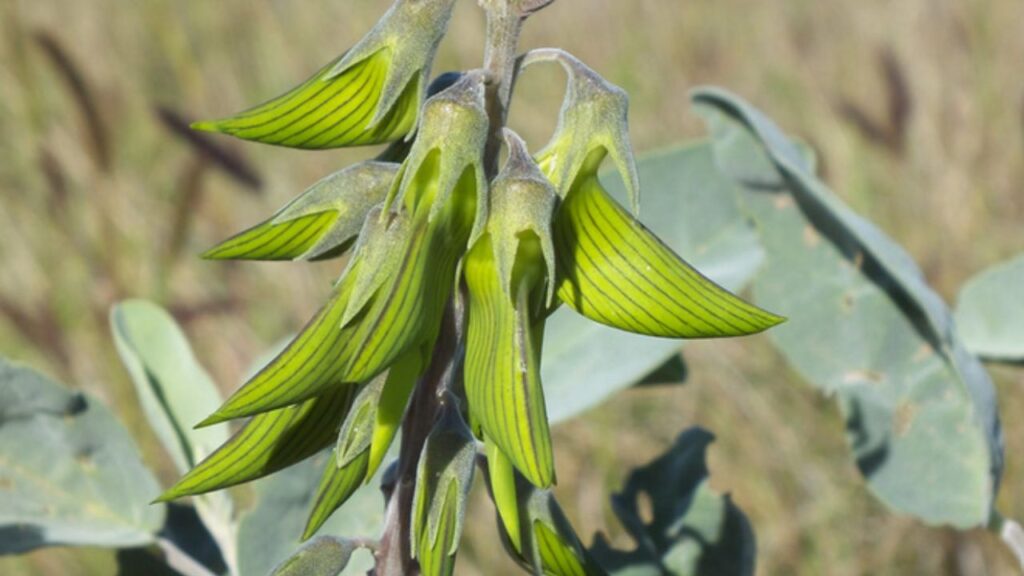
412,406,476,576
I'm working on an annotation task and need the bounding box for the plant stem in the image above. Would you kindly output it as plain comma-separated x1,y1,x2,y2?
374,3,526,574
481,0,524,177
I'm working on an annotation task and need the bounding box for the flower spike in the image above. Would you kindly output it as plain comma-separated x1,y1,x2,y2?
526,48,640,215
192,0,456,149
203,161,399,261
465,131,559,488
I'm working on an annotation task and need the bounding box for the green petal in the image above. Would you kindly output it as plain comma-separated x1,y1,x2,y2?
158,385,357,501
203,161,399,261
486,439,522,552
555,175,784,338
302,449,370,541
202,212,340,261
534,521,597,576
341,166,478,383
367,349,424,477
199,284,358,425
193,50,418,149
465,235,555,488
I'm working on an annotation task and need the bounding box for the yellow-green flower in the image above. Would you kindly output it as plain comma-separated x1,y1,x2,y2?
193,0,456,149
532,49,784,338
465,130,558,488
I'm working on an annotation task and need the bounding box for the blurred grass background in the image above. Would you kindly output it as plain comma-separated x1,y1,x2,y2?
2,0,1023,574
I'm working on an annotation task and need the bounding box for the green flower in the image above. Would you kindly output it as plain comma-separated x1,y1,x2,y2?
465,130,558,488
192,0,456,149
532,49,784,338
411,405,476,576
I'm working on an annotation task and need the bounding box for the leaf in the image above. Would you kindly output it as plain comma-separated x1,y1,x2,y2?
591,428,755,576
542,143,765,423
237,452,384,576
693,87,1004,528
110,300,228,474
269,536,358,576
110,299,237,571
0,359,165,553
954,253,1024,361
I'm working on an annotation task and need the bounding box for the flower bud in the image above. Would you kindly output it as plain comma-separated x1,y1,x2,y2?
193,0,456,149
412,406,477,576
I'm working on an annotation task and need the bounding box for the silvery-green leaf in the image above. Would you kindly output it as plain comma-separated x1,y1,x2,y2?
269,536,357,576
238,452,384,576
542,143,764,423
0,360,165,553
110,300,228,475
694,87,1003,528
110,300,237,571
954,253,1024,361
591,428,755,576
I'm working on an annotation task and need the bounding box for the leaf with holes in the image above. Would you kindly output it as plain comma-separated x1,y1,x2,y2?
693,87,1003,528
0,359,165,553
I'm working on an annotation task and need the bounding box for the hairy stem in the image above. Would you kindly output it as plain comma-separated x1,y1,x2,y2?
481,0,524,177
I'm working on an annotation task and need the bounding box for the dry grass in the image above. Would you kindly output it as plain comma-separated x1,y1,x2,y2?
1,0,1023,574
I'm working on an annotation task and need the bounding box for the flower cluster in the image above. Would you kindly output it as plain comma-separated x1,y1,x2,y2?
163,2,782,573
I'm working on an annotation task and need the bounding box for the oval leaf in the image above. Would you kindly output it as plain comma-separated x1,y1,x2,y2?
693,87,1003,528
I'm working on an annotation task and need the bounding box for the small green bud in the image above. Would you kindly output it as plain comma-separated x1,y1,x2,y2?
411,406,477,576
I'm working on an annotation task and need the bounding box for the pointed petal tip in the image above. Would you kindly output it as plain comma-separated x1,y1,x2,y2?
194,412,229,429
189,120,220,133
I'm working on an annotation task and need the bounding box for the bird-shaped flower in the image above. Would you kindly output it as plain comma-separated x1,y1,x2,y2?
192,0,457,149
